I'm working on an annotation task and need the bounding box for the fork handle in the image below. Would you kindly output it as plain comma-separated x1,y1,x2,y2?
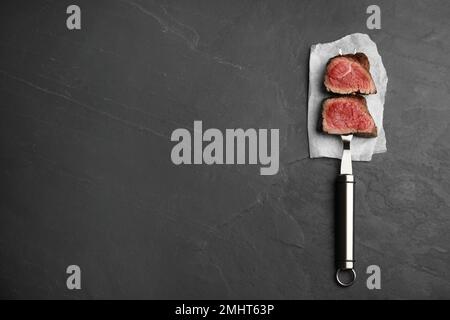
335,174,356,286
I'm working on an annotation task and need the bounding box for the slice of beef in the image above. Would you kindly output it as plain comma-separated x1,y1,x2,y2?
321,96,377,137
324,53,377,95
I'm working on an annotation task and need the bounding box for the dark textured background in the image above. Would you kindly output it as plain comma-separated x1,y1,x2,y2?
1,0,449,299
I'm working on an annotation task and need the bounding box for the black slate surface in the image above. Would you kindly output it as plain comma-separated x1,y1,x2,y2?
1,0,449,299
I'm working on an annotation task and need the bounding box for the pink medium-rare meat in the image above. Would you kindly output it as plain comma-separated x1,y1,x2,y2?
321,96,377,137
324,53,377,95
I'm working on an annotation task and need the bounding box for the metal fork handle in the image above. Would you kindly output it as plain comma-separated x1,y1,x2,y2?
335,174,356,286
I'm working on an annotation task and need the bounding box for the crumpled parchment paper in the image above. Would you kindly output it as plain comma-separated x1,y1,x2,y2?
308,33,388,161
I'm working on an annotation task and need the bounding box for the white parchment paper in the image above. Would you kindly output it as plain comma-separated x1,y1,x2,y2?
308,33,388,161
